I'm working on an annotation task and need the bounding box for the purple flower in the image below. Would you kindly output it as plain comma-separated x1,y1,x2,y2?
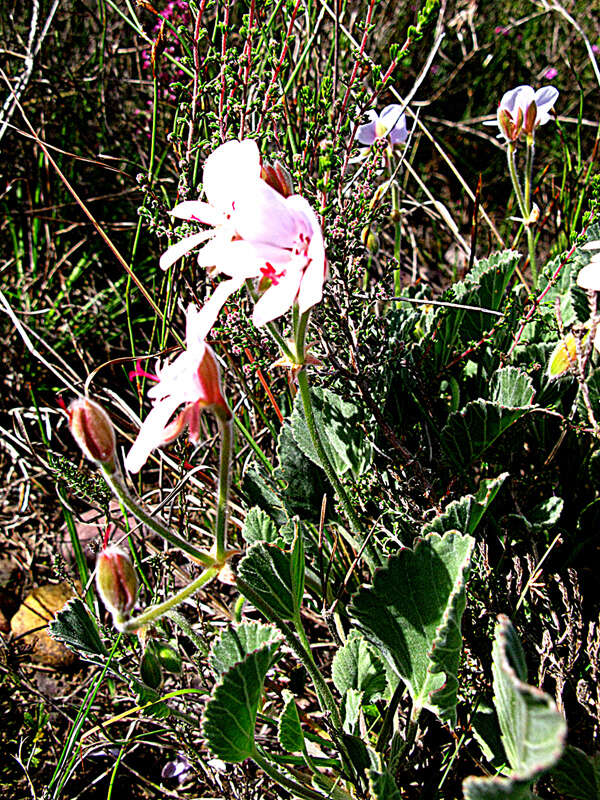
356,104,409,147
493,84,559,142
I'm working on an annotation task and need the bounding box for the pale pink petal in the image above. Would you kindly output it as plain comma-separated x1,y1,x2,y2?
298,237,326,315
534,85,559,125
234,181,299,247
252,265,303,327
159,231,214,270
197,238,270,276
203,139,261,212
356,121,378,145
577,262,600,291
380,105,407,142
125,394,184,473
170,201,224,226
193,277,246,340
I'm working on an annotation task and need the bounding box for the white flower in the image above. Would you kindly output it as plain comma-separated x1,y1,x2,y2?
492,84,559,142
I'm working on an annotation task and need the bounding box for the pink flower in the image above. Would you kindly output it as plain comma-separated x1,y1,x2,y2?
160,139,327,331
544,67,558,80
125,305,230,473
356,104,409,147
227,182,327,327
159,139,262,271
493,84,559,142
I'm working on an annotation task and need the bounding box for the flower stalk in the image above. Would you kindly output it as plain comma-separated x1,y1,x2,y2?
119,565,220,633
100,464,215,567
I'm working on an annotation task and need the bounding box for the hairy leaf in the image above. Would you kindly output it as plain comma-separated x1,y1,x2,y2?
210,622,281,677
237,542,295,621
291,386,372,477
203,640,281,762
348,531,475,724
552,745,600,800
278,689,304,753
422,473,508,536
441,370,535,467
331,631,387,702
48,597,108,661
241,506,280,546
492,616,566,778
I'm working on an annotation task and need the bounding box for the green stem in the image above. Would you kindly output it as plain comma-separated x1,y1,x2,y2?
253,753,325,800
296,370,379,570
120,565,219,632
506,143,527,220
215,412,233,563
166,609,208,656
294,308,310,363
375,679,404,752
101,465,215,567
236,577,343,734
524,137,537,285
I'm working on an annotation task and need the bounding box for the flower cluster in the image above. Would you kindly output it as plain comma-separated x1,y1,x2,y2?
127,139,327,471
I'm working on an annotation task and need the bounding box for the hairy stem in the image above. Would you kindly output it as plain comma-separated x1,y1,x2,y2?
214,412,233,563
120,566,219,632
101,465,215,566
296,369,379,570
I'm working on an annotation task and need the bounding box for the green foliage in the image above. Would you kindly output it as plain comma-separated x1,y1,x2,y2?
331,632,387,703
49,598,108,661
463,616,566,798
210,622,281,677
278,689,305,753
291,386,373,478
349,531,475,725
551,746,600,800
203,640,281,762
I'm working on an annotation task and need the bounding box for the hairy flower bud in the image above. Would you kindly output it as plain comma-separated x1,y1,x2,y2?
69,398,116,467
96,545,138,624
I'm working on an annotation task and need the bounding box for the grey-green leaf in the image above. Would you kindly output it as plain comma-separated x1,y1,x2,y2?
422,473,508,537
463,776,533,800
237,541,295,621
203,640,281,762
492,615,566,778
291,386,372,477
552,745,600,800
331,631,387,702
348,531,475,724
278,689,304,753
210,621,281,677
290,523,305,616
369,768,403,800
343,688,364,735
241,506,280,545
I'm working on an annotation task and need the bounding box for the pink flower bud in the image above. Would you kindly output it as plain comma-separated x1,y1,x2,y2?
68,398,116,466
96,545,138,623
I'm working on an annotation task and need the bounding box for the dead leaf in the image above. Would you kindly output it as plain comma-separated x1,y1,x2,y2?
10,581,81,668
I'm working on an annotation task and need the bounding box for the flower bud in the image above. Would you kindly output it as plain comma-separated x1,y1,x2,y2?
96,545,138,624
197,345,231,419
69,398,116,466
261,161,293,197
